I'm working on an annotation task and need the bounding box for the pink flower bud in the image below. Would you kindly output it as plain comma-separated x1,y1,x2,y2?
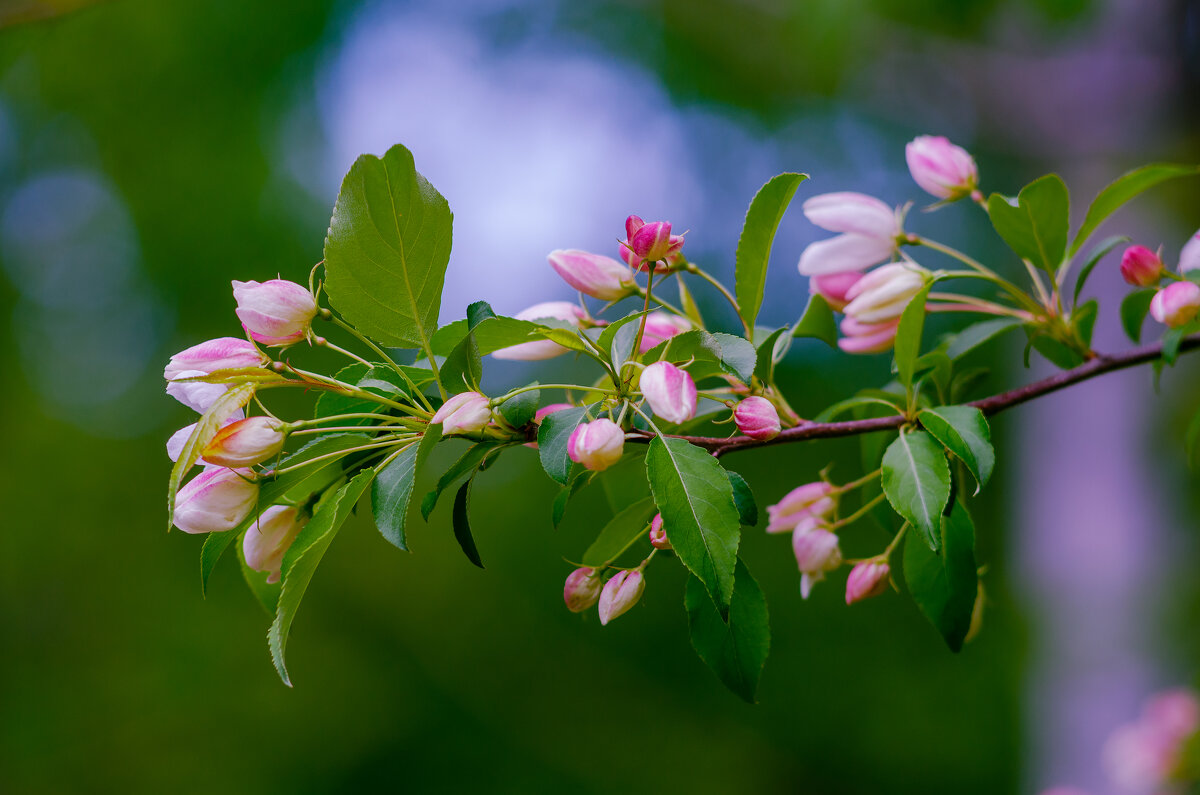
733,396,781,440
639,361,697,425
163,337,267,381
648,513,672,550
810,271,864,312
842,263,929,324
431,391,492,435
598,569,645,625
905,135,979,200
243,505,308,583
201,416,288,467
803,192,898,238
638,312,692,353
798,232,898,277
1180,229,1200,273
837,316,900,354
167,410,244,464
492,301,587,361
845,560,890,605
567,418,625,471
173,466,259,534
231,279,318,346
622,216,684,271
548,249,635,300
1150,281,1200,328
793,527,842,599
165,369,230,413
563,567,603,612
1120,245,1164,287
766,481,834,534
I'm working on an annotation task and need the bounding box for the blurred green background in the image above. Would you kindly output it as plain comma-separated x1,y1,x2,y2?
1,1,1197,792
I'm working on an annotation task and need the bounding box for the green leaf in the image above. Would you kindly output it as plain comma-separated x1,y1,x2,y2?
167,382,256,529
1072,235,1128,305
685,558,770,703
537,406,591,485
551,468,589,528
495,385,540,429
881,430,951,551
258,433,372,508
581,497,657,566
451,479,484,569
753,327,789,382
645,437,742,616
1120,289,1156,343
644,329,757,383
791,294,838,348
598,311,651,370
371,425,442,551
986,174,1070,272
904,499,978,652
269,469,376,686
323,143,453,350
200,528,240,596
1162,325,1192,366
1071,163,1200,256
430,315,549,357
1029,333,1085,370
421,442,495,520
735,172,808,331
945,317,1023,361
440,300,494,393
313,363,411,425
678,277,705,329
894,284,932,390
1071,299,1099,349
918,406,994,493
727,471,758,527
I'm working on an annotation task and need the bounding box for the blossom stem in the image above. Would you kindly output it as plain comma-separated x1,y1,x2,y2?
830,493,887,530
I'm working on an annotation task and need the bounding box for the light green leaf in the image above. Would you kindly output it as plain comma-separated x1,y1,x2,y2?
735,172,808,331
1071,163,1200,255
582,497,657,566
986,174,1070,272
918,406,994,493
945,317,1023,361
881,430,951,551
598,311,651,370
1072,299,1099,349
753,327,789,382
894,284,932,390
537,405,592,485
371,425,442,551
1120,289,1156,344
167,382,256,529
791,294,838,348
685,558,770,703
904,500,978,652
644,329,757,383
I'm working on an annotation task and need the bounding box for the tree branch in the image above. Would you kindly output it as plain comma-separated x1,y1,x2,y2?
635,334,1200,457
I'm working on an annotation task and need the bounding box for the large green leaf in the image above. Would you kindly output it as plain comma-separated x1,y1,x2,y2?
945,317,1023,361
269,469,376,686
881,430,951,551
537,406,592,485
1120,289,1156,344
894,284,932,391
371,425,442,551
986,174,1069,272
735,172,807,331
495,385,540,429
238,537,281,616
918,406,994,493
685,558,770,703
313,363,414,425
904,499,978,652
644,329,757,383
323,143,453,350
645,437,742,616
581,497,657,566
1071,163,1200,255
430,315,548,357
440,300,494,393
791,294,838,348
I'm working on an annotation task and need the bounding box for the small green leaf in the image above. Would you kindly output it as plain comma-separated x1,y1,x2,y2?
1072,235,1128,305
727,471,758,527
537,406,592,485
753,327,789,382
495,385,540,429
1163,325,1191,366
881,430,951,551
894,284,932,390
440,301,494,393
685,558,770,703
167,382,256,529
644,329,757,382
430,315,551,357
904,500,978,652
371,426,442,551
598,311,651,370
314,363,412,425
1071,163,1200,256
1071,299,1099,349
1029,332,1085,370
918,406,994,493
200,528,240,596
791,294,838,348
735,172,808,332
451,479,484,569
986,174,1070,272
582,498,657,567
421,443,496,520
1120,289,1156,343
678,277,705,329
551,468,589,528
945,317,1023,361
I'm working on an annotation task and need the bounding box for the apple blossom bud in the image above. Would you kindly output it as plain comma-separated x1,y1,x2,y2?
845,560,890,605
1180,230,1200,273
598,569,645,625
165,370,230,413
201,416,288,467
638,312,692,353
640,361,697,425
548,249,635,300
766,482,835,533
243,505,308,583
798,232,898,277
567,418,625,471
905,135,979,200
1102,689,1200,794
1150,281,1200,328
838,316,900,354
163,337,267,381
231,279,318,346
629,219,681,264
167,410,244,464
563,567,603,612
173,467,259,534
810,271,864,312
803,192,898,238
431,391,492,435
842,263,929,324
793,527,842,599
492,301,587,361
648,514,672,550
1120,245,1164,287
733,396,780,440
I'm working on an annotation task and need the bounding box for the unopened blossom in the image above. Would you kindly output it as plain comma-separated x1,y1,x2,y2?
598,569,645,625
842,263,929,324
166,370,230,414
638,312,692,353
163,337,267,381
492,301,587,361
810,271,864,312
1103,689,1200,795
622,216,684,271
766,482,835,534
734,396,781,441
1180,229,1200,273
232,279,317,346
1150,281,1200,328
838,317,901,355
563,567,603,612
845,560,890,605
548,249,636,300
567,418,625,471
797,193,901,276
793,527,842,599
202,416,288,467
431,391,492,435
243,505,308,584
905,135,979,200
640,361,697,425
648,513,671,550
166,410,244,464
173,467,259,534
1120,245,1164,287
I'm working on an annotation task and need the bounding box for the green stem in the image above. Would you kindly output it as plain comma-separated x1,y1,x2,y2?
913,237,1040,313
830,492,887,530
835,468,882,494
328,314,434,412
883,523,910,557
492,383,615,405
291,412,406,427
281,364,432,418
633,283,686,317
270,436,417,475
627,270,656,383
315,337,372,367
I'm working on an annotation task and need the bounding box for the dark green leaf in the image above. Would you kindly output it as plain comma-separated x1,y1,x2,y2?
597,311,651,370
451,479,484,569
371,425,442,551
440,300,494,393
644,329,757,382
753,327,789,382
430,315,550,357
495,385,540,429
200,528,239,596
1029,333,1085,370
735,172,808,331
1163,326,1188,366
894,284,932,390
791,294,838,348
685,558,770,703
1071,164,1200,255
258,433,373,509
881,430,951,551
1072,235,1128,305
904,500,978,652
918,406,994,492
421,443,495,520
1120,289,1156,343
1071,299,1099,349
551,468,589,528
314,363,411,425
727,471,758,527
945,317,1023,361
986,174,1070,272
581,498,657,566
537,405,591,485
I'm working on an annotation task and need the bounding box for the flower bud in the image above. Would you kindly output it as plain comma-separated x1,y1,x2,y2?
243,505,308,583
548,249,635,300
845,560,890,605
798,232,898,277
648,513,672,550
231,279,318,346
810,271,864,312
164,337,267,381
1150,281,1200,328
201,416,288,467
766,481,835,534
837,316,900,355
733,396,781,440
803,192,898,238
842,263,929,324
167,410,244,464
563,567,603,612
1180,229,1200,273
492,301,587,361
905,135,979,200
639,361,697,425
173,466,259,534
165,369,231,413
567,418,625,471
628,219,683,265
1120,245,1164,287
598,569,645,625
431,391,492,435
793,527,842,599
638,312,692,353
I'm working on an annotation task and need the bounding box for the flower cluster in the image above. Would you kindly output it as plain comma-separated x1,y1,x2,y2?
1119,233,1200,328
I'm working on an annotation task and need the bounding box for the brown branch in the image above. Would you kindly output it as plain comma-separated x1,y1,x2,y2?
633,335,1200,457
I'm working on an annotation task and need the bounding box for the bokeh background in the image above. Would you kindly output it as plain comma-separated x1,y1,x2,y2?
1,0,1198,792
